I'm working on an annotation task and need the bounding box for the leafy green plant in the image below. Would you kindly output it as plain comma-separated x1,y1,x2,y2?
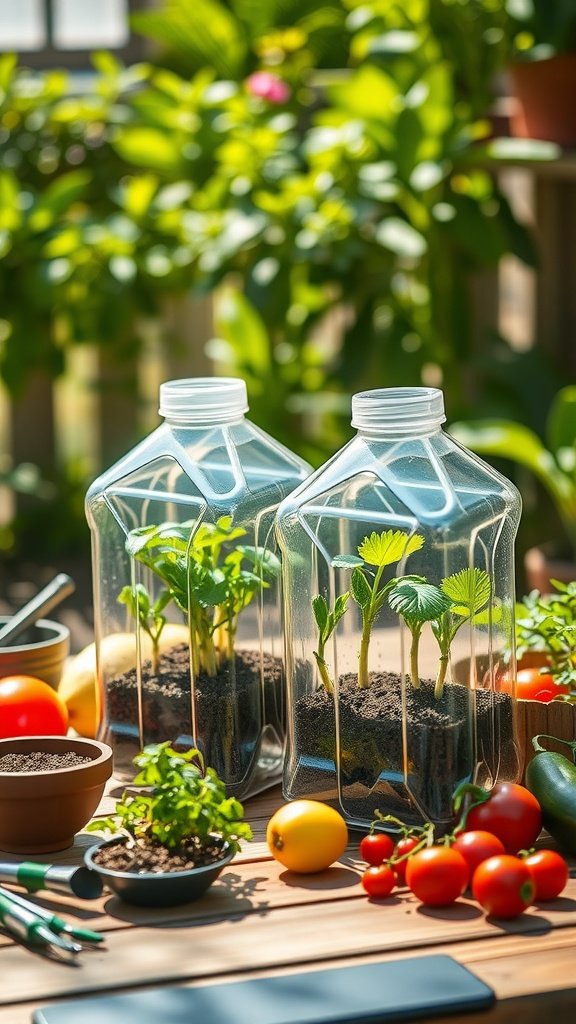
87,741,252,851
118,583,171,674
451,386,576,559
125,515,279,677
388,569,491,696
313,531,493,697
429,569,492,698
388,580,452,689
326,529,425,689
516,580,576,693
312,593,349,693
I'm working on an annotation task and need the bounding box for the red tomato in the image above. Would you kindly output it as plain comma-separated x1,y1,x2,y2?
464,783,542,854
472,855,535,919
405,846,469,907
359,832,395,866
0,676,68,738
393,835,421,883
524,850,569,901
514,668,569,703
361,864,396,899
452,830,506,880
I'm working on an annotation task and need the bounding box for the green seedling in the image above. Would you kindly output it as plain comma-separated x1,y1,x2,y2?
87,742,252,852
430,568,492,698
388,580,452,688
118,582,171,674
312,593,350,693
333,529,425,689
124,515,279,677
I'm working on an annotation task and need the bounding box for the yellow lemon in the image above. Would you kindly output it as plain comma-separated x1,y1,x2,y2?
266,800,348,873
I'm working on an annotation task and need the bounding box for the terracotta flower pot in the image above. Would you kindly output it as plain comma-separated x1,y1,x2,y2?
0,736,113,854
509,54,576,148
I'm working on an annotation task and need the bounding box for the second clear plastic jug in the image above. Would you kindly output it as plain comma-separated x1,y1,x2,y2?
86,377,310,797
276,387,522,831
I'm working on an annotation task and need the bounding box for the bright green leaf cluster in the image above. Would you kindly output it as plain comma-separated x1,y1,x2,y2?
123,515,279,677
87,742,252,851
312,529,492,697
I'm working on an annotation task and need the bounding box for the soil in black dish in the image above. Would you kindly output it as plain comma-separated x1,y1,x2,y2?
293,672,517,823
106,644,284,784
0,751,92,772
94,836,225,875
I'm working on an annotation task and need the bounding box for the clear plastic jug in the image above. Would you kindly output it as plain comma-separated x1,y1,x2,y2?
275,387,522,831
86,377,310,796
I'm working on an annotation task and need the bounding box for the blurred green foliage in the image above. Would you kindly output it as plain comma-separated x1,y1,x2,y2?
0,0,564,557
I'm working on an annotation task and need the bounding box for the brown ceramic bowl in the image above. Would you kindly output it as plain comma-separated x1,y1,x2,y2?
0,736,113,854
0,616,70,690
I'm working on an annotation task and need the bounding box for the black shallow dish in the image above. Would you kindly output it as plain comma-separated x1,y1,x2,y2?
84,836,234,907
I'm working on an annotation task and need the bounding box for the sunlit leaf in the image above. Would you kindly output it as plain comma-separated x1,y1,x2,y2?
357,530,424,568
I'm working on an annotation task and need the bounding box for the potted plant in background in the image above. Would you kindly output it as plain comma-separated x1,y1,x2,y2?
505,0,576,146
85,742,252,907
510,580,576,774
450,386,576,592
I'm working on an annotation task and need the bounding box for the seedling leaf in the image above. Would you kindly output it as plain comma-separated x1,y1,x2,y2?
358,529,424,567
351,567,372,609
389,581,452,624
312,594,329,635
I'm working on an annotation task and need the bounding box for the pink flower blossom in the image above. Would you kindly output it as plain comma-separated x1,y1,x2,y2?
246,71,291,104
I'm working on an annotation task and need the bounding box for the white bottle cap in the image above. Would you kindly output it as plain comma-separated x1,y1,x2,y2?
159,377,249,424
351,387,446,434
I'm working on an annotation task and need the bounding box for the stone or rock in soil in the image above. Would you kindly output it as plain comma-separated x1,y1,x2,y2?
0,751,93,772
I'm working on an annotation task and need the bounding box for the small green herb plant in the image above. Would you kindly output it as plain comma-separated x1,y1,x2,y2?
118,583,171,675
516,580,576,695
87,742,252,852
312,529,492,699
122,515,279,677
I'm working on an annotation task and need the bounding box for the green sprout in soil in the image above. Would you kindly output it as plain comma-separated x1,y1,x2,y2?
118,582,171,675
331,529,425,689
87,742,252,852
312,593,349,693
315,530,493,698
430,568,492,698
124,515,279,678
388,580,452,689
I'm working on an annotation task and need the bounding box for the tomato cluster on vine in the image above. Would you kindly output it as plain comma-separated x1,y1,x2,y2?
359,782,569,919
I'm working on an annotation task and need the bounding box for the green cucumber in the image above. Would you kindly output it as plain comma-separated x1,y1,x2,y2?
525,734,576,855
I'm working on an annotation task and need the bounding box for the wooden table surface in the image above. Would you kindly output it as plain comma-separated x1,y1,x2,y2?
2,782,576,1023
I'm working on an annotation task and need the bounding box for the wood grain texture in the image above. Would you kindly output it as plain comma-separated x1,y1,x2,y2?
2,785,576,1020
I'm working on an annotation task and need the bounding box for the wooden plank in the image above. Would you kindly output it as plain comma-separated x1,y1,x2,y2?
3,874,576,1005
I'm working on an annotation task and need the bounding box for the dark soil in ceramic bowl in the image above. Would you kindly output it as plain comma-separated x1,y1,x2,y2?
85,835,234,907
104,643,284,785
292,673,517,827
0,736,113,854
